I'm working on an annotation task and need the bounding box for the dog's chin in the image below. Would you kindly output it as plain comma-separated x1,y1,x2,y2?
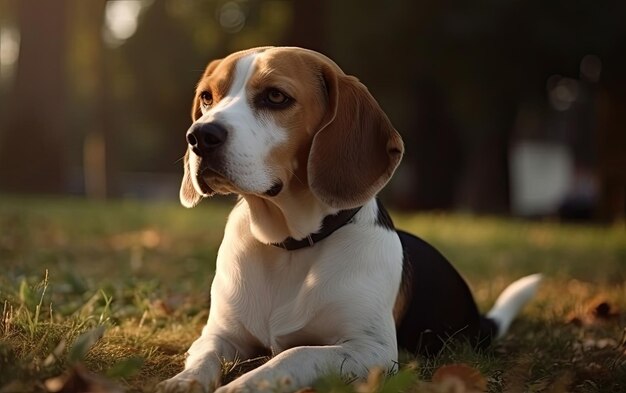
197,172,284,198
190,160,283,197
191,174,213,196
196,172,236,196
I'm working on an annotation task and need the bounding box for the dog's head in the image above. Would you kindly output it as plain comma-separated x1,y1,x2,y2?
180,46,404,209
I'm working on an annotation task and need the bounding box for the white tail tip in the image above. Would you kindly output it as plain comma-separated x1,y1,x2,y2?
487,273,542,339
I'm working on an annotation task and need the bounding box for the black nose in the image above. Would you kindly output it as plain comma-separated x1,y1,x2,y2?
186,122,227,155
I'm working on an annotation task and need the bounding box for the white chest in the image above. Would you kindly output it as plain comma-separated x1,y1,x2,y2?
208,201,403,355
212,245,342,351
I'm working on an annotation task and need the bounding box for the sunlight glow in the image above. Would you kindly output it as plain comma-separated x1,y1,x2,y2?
580,54,602,83
0,27,20,80
103,0,148,48
219,2,246,33
546,75,579,112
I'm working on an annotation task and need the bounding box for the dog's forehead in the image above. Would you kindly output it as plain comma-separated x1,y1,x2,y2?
256,49,317,76
203,47,342,88
198,50,258,93
258,47,345,79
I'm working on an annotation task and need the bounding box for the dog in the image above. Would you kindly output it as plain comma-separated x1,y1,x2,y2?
157,46,541,393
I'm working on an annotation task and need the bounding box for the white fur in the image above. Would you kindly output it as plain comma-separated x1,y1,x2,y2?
190,53,288,196
487,273,543,338
246,191,340,244
158,199,403,393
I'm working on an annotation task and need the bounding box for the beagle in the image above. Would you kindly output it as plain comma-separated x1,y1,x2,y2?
158,47,541,393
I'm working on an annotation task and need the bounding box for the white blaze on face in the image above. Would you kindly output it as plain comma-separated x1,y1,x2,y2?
193,52,288,195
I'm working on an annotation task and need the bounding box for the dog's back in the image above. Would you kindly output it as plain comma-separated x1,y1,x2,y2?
394,225,541,355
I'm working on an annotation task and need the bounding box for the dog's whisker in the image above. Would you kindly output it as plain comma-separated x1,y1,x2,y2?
286,168,305,187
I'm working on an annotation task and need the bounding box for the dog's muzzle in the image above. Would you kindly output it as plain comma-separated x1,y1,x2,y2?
186,122,228,157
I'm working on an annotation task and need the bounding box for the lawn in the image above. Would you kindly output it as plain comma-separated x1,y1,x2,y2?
0,196,625,392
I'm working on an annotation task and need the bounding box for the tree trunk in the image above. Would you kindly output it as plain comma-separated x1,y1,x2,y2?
0,0,68,194
77,0,111,199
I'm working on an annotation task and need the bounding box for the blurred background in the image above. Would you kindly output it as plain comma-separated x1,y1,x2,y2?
0,0,625,221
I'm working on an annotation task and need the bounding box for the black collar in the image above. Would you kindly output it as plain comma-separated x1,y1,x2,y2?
271,207,362,251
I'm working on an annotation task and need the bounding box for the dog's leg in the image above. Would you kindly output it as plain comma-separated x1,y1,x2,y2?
215,340,397,393
156,329,243,393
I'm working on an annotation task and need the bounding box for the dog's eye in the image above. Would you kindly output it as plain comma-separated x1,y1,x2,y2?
264,88,291,107
267,89,287,104
199,91,213,108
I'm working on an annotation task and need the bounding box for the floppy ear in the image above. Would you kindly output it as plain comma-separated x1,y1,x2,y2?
308,66,404,209
179,150,203,208
191,94,202,122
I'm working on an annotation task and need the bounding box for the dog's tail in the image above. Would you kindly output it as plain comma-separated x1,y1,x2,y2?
486,274,543,339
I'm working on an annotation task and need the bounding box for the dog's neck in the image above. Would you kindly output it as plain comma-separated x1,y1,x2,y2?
243,191,339,246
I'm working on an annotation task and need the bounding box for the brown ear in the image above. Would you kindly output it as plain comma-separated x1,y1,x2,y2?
179,150,203,208
191,59,223,121
191,94,202,122
308,67,404,209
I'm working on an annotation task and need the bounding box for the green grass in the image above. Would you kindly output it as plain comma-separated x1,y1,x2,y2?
1,196,625,392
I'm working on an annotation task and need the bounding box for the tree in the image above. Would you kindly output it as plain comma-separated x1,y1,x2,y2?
0,0,69,194
71,0,110,198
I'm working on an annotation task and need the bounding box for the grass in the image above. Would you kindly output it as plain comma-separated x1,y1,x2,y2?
0,196,625,392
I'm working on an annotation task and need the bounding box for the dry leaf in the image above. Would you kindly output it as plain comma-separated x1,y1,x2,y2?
432,364,487,392
592,301,619,321
568,298,620,327
355,368,384,393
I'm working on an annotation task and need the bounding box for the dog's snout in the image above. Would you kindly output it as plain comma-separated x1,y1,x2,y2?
187,122,227,155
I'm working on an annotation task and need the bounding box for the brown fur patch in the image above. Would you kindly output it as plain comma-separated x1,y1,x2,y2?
308,64,404,209
393,252,413,324
252,50,333,194
191,47,273,121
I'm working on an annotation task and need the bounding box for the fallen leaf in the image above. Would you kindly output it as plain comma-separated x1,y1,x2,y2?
432,364,487,392
355,368,383,393
592,301,619,321
566,298,620,326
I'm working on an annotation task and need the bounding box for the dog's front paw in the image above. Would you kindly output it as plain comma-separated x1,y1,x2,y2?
215,374,295,393
156,375,210,393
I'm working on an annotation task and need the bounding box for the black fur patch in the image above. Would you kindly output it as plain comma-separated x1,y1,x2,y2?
375,199,395,230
